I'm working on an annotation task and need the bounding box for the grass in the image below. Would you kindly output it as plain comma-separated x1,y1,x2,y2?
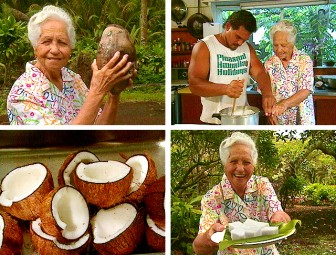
276,205,336,255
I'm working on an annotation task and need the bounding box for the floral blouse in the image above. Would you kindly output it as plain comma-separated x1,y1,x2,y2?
198,174,283,255
7,61,89,125
264,47,315,125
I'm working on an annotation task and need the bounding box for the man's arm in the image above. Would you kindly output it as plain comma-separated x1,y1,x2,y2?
188,40,243,98
248,44,276,116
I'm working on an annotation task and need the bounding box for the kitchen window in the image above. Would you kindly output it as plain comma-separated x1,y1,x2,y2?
210,1,336,65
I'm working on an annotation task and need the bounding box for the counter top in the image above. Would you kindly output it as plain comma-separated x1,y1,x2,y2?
172,81,336,97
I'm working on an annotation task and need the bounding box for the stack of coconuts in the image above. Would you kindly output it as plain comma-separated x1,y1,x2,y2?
0,150,165,255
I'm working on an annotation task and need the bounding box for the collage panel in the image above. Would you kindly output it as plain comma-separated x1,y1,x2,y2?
172,1,336,125
171,129,336,255
1,1,164,126
0,130,166,254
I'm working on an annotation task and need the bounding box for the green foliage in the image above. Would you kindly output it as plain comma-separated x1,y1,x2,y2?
171,193,202,255
136,42,165,84
0,15,33,86
280,176,307,209
304,183,336,205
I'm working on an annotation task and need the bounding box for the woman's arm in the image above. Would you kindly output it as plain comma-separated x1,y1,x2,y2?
193,223,225,255
71,52,134,125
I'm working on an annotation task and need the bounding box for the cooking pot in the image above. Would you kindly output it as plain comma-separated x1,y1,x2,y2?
171,0,188,27
212,106,260,125
321,75,336,89
187,0,210,39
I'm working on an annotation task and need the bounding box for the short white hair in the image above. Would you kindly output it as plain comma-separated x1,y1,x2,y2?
270,20,297,45
28,5,76,49
219,132,258,166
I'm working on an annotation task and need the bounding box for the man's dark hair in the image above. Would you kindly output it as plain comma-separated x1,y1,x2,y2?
224,10,257,33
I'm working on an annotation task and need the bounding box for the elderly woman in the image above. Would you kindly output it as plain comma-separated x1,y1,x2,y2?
193,132,290,255
265,20,315,125
7,5,135,125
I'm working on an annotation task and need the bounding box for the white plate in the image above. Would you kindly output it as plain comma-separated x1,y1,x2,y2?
211,231,226,243
231,228,296,249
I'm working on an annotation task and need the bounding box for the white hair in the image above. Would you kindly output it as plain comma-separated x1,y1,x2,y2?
270,20,297,45
28,5,76,49
219,132,258,166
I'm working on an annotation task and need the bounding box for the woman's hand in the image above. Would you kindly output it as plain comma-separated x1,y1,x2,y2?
193,222,225,255
89,51,135,96
271,211,291,223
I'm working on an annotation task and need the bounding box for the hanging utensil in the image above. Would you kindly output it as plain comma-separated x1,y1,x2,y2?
187,0,210,39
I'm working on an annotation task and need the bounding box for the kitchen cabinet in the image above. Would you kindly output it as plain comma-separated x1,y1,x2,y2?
175,87,336,125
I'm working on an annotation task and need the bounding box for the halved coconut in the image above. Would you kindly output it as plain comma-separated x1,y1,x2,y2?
39,186,89,243
144,176,165,228
58,150,99,186
0,211,23,254
73,161,133,208
0,163,54,220
91,203,145,255
146,214,165,252
125,153,157,203
30,218,91,255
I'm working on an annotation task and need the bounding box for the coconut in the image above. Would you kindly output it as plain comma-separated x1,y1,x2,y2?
0,211,23,254
73,161,133,208
144,176,165,228
39,186,89,243
30,218,91,255
58,150,99,186
0,163,54,220
96,24,137,95
91,203,145,255
125,153,157,203
145,214,165,252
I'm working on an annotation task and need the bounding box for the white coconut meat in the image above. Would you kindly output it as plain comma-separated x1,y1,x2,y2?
51,186,89,240
0,163,47,206
146,215,165,235
126,155,148,194
61,151,99,185
31,218,90,250
76,161,130,183
0,214,4,247
91,203,137,244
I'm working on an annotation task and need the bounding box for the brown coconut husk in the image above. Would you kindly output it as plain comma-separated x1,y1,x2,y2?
92,204,145,255
125,153,158,204
58,150,99,186
73,161,133,208
30,219,91,255
0,211,23,254
0,163,54,221
39,186,89,244
145,221,165,252
143,176,165,228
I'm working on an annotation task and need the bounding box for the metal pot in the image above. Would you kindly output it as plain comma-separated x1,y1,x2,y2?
171,0,188,27
187,0,210,39
321,75,336,89
212,106,260,125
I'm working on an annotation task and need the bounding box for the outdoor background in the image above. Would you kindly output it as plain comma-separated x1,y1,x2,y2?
171,130,336,255
0,0,165,123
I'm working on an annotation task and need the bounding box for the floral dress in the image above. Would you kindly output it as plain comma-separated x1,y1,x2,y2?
198,174,284,255
7,61,89,125
264,47,315,125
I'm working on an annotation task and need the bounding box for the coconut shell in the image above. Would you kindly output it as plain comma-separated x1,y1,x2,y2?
0,211,23,254
0,163,54,221
92,204,145,255
145,222,165,252
125,153,158,204
73,161,133,208
30,219,91,255
58,150,99,186
39,186,89,244
144,176,165,228
96,24,137,95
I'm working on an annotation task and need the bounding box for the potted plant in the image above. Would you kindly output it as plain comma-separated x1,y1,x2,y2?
322,37,336,66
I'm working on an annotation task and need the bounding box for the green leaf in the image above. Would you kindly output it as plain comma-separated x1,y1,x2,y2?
219,220,301,250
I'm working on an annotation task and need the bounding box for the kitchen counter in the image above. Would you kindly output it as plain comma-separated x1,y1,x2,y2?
172,82,336,125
